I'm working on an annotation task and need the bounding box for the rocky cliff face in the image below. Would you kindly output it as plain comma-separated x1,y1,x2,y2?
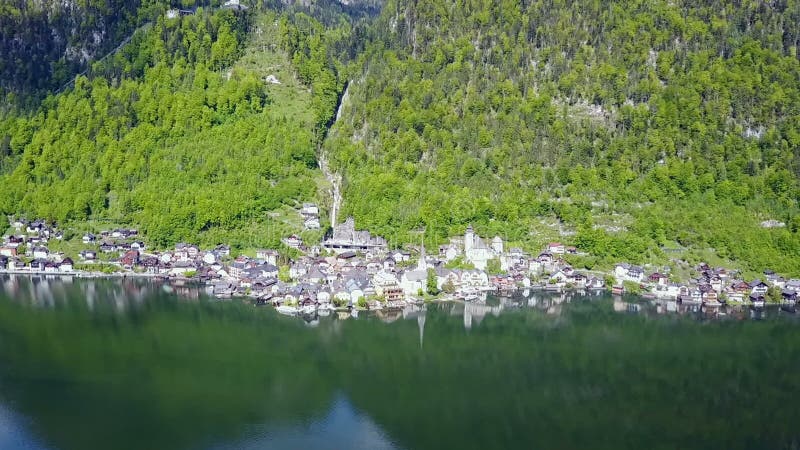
0,0,143,96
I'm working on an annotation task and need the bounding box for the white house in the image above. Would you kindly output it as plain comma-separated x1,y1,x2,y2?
202,252,217,265
333,290,351,304
614,264,644,283
256,249,279,266
439,239,462,262
400,270,427,297
652,284,680,300
349,289,365,304
750,280,769,297
459,269,489,288
373,270,399,287
283,235,303,249
391,251,411,263
550,270,570,285
59,258,74,272
547,242,566,254
317,290,331,304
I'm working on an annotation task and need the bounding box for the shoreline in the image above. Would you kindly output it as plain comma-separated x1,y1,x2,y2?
0,271,787,310
0,272,789,321
0,269,170,279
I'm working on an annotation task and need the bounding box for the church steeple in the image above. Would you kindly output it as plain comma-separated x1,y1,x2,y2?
416,236,428,271
464,224,474,254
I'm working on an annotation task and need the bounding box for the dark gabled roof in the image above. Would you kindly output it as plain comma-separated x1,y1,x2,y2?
140,257,159,267
698,284,714,293
261,263,279,272
305,268,325,279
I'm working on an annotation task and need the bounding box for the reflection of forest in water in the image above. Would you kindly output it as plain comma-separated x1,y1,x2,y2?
0,275,798,450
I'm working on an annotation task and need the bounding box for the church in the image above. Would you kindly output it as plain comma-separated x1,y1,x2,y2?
463,225,503,270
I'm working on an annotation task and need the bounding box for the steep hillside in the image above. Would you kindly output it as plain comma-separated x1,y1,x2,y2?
324,0,800,273
0,8,337,248
2,0,799,273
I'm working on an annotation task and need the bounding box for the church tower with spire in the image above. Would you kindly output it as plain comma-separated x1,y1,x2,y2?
416,237,428,271
464,225,475,255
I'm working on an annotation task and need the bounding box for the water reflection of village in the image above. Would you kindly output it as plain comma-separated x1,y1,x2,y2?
431,288,795,329
0,274,200,313
1,276,794,333
314,286,795,338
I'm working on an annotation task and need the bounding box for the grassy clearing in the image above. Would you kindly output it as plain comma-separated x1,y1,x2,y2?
236,13,314,127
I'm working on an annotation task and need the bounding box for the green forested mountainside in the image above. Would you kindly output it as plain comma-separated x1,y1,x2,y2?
324,0,800,273
0,0,269,103
0,7,344,247
1,0,800,274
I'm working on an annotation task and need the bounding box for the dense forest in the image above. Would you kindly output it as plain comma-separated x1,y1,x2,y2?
0,3,345,248
1,0,800,274
325,0,800,273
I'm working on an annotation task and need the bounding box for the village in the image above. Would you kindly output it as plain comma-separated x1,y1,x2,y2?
1,210,799,317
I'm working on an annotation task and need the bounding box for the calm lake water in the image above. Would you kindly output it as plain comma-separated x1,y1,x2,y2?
0,274,798,450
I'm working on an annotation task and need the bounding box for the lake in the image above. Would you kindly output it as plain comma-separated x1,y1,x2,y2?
0,274,798,450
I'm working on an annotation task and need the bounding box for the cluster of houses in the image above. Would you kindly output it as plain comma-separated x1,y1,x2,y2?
0,219,149,273
3,216,798,310
1,219,70,273
124,224,604,306
612,262,800,307
1,219,63,253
